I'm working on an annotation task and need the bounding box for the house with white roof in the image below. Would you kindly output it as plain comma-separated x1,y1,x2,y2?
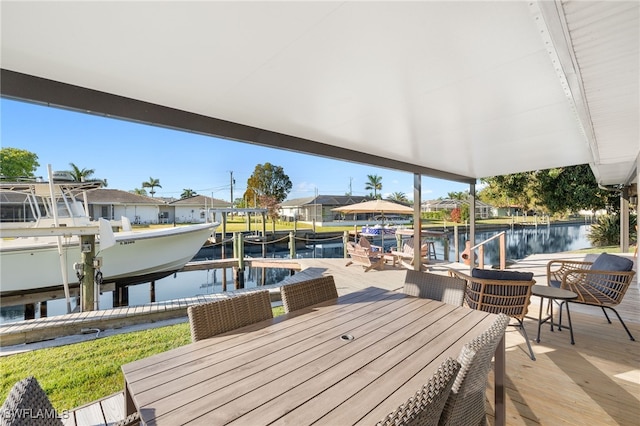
170,195,230,224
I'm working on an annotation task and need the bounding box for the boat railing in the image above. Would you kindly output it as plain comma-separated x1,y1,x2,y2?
470,231,506,270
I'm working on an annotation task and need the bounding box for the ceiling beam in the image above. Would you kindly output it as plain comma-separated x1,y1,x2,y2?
1,69,476,185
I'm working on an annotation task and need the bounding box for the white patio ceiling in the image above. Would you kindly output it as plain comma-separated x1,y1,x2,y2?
1,1,638,188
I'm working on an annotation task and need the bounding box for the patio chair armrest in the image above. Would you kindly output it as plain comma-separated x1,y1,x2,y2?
560,268,635,305
546,259,592,272
448,268,471,281
547,259,592,285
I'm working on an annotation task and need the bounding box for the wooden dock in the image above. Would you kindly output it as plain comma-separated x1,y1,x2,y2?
0,258,302,309
0,258,311,347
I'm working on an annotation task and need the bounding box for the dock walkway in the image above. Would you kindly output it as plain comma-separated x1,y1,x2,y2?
1,253,637,349
0,258,306,348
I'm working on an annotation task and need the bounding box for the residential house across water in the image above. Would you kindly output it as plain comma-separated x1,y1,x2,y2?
280,195,372,223
422,198,495,219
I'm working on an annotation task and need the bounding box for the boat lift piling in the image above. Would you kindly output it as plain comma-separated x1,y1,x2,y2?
79,234,96,312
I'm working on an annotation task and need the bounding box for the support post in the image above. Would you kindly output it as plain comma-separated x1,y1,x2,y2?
468,183,476,272
221,212,227,292
413,173,422,271
80,234,95,312
621,186,630,253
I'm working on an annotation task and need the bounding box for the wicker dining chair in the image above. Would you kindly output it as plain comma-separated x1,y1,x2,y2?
280,275,339,313
0,376,63,426
187,290,273,342
376,357,461,426
1,376,141,426
449,268,536,360
547,252,636,340
404,270,466,307
438,313,510,426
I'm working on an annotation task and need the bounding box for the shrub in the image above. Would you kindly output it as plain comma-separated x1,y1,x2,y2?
588,213,636,247
450,207,462,223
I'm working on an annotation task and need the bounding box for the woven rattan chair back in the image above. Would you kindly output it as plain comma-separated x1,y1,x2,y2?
187,290,273,342
449,269,536,360
462,277,534,321
0,376,63,426
439,313,510,426
376,357,461,426
404,270,466,306
280,276,338,313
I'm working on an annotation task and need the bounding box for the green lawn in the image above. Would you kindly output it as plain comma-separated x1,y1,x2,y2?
0,306,285,412
138,216,581,234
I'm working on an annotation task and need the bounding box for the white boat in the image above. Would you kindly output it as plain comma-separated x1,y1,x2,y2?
0,179,218,298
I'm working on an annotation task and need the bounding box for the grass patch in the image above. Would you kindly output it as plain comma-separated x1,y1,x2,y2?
0,305,286,411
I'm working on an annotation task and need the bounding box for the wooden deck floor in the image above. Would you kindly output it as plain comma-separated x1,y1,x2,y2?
301,254,640,425
3,253,638,425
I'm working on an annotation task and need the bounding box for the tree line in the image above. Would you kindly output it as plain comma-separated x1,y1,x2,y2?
0,146,624,218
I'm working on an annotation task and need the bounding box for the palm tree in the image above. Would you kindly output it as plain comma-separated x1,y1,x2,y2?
69,163,95,182
181,188,197,199
388,192,409,203
365,174,383,199
130,188,147,196
447,191,468,200
142,177,162,197
68,162,108,186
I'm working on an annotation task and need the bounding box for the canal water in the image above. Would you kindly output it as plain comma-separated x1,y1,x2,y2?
0,223,592,323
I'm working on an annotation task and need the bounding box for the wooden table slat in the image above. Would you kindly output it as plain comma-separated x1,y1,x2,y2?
137,295,430,418
122,287,504,426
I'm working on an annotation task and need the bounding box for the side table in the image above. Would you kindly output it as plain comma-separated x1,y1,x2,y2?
531,284,578,345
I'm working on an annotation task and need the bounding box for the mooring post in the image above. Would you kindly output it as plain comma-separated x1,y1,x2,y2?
150,281,156,303
221,215,227,291
289,231,296,259
80,234,95,312
343,231,349,259
443,235,450,262
113,283,129,307
453,225,459,262
234,232,245,289
24,304,35,320
40,301,47,318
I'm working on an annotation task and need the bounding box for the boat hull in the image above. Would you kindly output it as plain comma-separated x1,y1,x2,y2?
0,223,215,297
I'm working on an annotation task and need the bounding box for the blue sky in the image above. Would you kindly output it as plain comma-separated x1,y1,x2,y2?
1,98,469,202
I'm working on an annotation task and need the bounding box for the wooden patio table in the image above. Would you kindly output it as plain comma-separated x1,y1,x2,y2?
121,286,505,426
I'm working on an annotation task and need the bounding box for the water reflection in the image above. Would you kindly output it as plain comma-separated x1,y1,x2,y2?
453,224,591,265
1,224,592,323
